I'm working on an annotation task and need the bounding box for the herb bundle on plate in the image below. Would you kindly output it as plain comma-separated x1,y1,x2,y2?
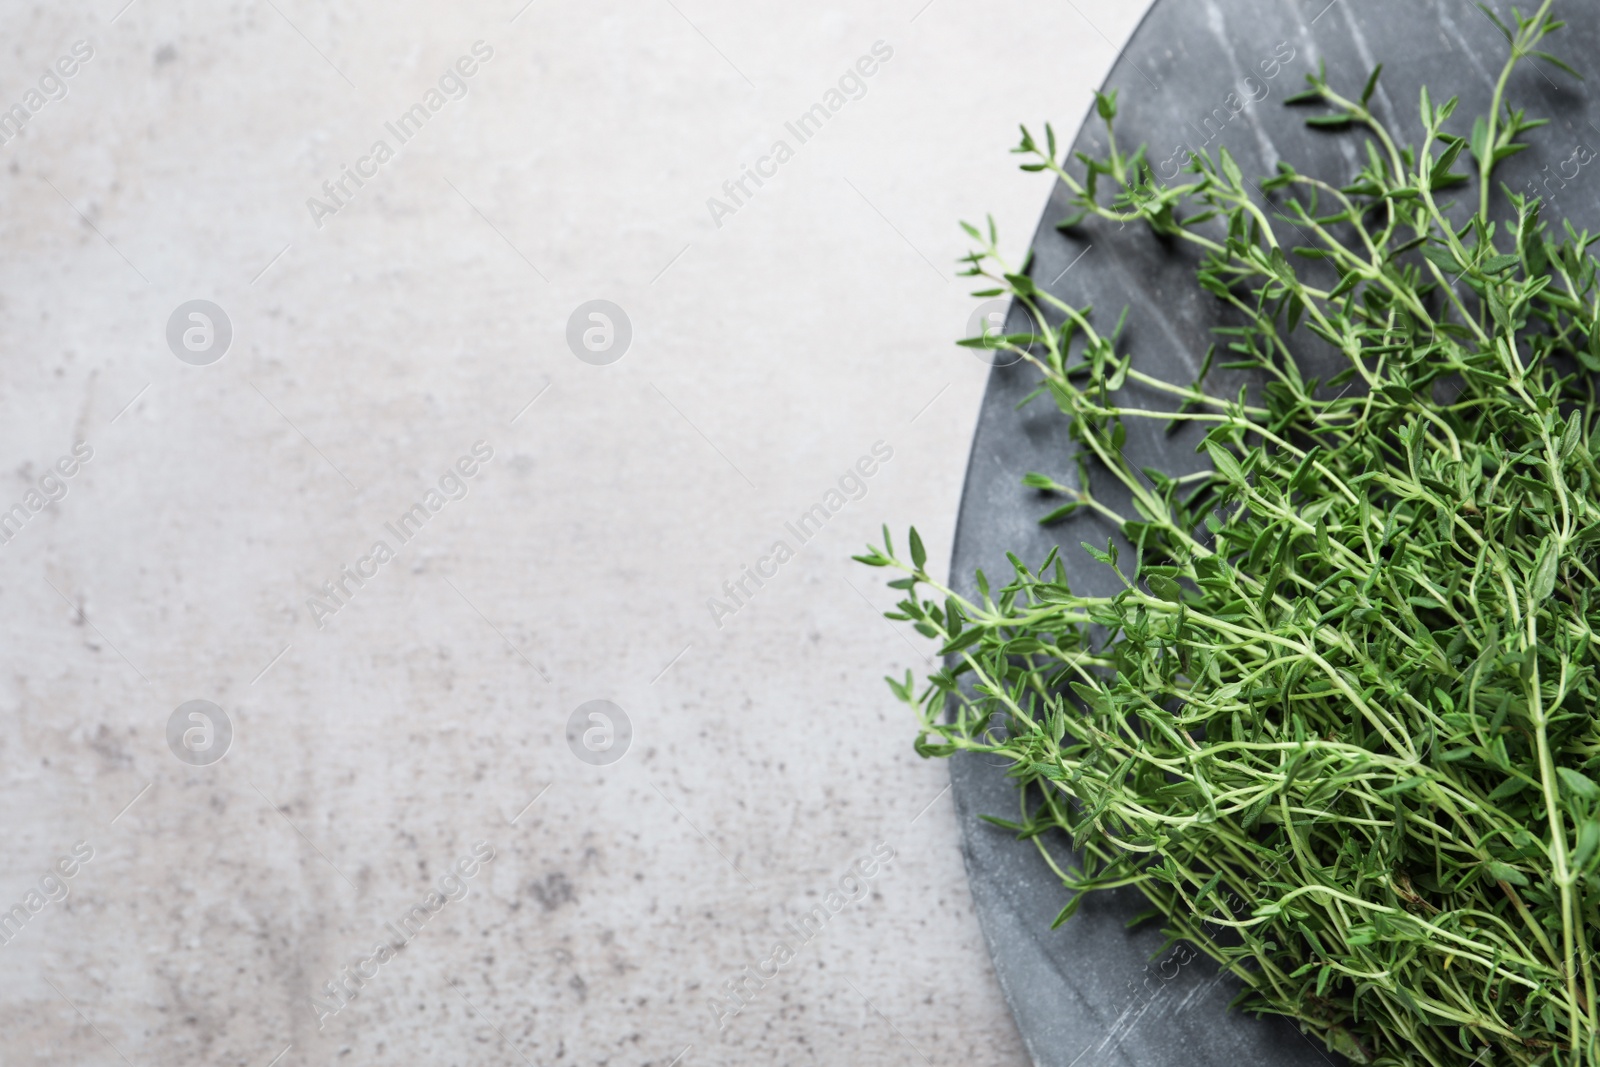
858,4,1600,1063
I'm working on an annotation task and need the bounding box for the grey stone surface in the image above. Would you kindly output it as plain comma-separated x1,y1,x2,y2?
0,2,1164,1066
950,0,1600,1065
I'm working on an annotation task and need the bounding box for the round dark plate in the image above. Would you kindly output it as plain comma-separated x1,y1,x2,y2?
947,1,1600,1064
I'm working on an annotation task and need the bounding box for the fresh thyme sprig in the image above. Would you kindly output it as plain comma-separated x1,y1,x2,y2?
859,4,1600,1064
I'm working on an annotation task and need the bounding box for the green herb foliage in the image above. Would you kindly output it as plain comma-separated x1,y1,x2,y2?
858,5,1600,1064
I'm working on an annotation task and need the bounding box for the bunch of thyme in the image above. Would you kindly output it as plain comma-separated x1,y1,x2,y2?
858,5,1600,1064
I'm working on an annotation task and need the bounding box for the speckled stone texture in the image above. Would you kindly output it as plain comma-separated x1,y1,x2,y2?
0,1,1152,1065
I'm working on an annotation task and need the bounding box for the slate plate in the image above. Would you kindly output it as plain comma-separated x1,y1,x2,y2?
947,1,1600,1064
